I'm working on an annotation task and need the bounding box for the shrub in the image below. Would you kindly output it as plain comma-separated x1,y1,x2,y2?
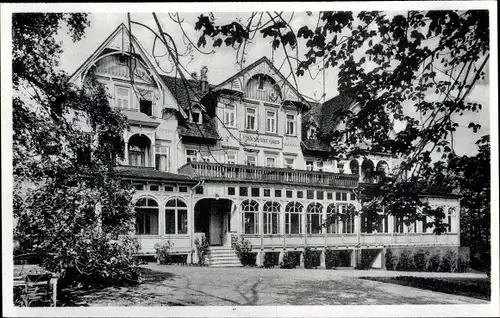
384,248,396,270
413,249,428,271
439,249,458,273
55,235,141,289
356,249,380,270
425,251,441,272
325,249,340,269
303,247,321,269
154,240,173,265
264,252,280,268
395,249,414,271
194,236,210,266
280,252,297,269
231,236,254,266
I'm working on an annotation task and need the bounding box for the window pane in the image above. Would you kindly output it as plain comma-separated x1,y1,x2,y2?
291,214,301,234
165,209,176,234
177,209,188,234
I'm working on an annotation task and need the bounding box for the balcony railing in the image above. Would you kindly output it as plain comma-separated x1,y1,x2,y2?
178,161,359,188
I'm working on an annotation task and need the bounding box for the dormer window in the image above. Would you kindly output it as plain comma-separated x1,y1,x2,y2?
140,99,152,116
191,109,202,124
308,126,316,139
139,91,153,117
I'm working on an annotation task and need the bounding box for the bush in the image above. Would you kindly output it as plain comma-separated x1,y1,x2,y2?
303,247,321,269
231,236,254,266
425,251,441,272
439,249,458,272
395,249,414,271
325,250,340,269
55,235,141,289
356,249,380,270
264,252,280,268
194,236,210,266
280,252,297,269
384,248,396,270
154,240,173,265
413,249,428,271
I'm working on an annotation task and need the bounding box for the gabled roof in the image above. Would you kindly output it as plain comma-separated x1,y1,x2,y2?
213,56,310,111
302,93,354,134
177,119,220,141
160,75,214,111
71,24,162,87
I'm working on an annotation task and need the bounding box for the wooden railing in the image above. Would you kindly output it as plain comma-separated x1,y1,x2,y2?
178,161,358,188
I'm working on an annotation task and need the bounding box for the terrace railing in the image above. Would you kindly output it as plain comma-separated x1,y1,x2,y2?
178,161,358,188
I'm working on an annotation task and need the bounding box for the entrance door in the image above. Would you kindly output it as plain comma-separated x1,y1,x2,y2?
209,209,223,245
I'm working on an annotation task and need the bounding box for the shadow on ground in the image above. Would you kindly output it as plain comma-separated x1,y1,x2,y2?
58,267,181,307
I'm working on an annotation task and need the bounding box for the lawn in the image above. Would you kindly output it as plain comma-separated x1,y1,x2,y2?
359,276,491,300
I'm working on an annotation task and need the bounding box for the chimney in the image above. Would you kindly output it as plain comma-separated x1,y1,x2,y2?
200,65,208,94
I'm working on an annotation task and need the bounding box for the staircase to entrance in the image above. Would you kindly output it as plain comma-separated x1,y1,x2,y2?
207,246,242,267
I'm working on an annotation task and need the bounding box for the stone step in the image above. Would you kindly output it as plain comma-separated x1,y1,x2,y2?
208,256,240,260
209,263,243,267
208,251,239,256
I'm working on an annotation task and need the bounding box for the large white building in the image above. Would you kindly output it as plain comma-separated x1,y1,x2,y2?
70,24,460,267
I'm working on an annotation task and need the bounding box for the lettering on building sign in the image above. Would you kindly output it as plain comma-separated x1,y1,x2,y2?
240,133,283,149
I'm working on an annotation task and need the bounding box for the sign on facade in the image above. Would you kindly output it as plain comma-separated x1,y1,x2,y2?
240,132,283,149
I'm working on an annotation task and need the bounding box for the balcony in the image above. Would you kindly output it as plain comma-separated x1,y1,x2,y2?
178,161,358,188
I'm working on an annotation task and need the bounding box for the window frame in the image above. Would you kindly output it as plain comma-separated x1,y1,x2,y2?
285,113,296,136
284,157,295,169
115,85,132,110
165,198,188,235
285,202,304,235
246,154,257,166
263,201,281,235
224,104,236,128
245,107,257,130
265,109,277,133
307,203,323,234
241,200,260,235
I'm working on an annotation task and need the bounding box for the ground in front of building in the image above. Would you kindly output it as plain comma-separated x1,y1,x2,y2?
67,265,488,306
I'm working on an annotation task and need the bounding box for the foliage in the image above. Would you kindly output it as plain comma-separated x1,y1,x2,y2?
280,252,297,269
384,248,397,270
231,235,255,266
395,249,415,271
356,249,380,270
425,251,442,272
413,249,428,271
154,240,173,265
454,137,490,271
13,13,136,288
303,247,321,269
325,249,340,269
263,252,280,268
194,236,210,266
360,276,490,300
439,249,458,272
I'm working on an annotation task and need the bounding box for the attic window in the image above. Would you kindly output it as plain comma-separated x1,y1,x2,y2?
308,127,316,139
140,99,153,117
258,76,265,90
191,110,202,124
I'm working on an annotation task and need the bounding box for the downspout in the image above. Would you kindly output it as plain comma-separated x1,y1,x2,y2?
190,179,205,264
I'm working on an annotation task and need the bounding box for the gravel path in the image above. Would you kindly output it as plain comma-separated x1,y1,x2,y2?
76,265,489,306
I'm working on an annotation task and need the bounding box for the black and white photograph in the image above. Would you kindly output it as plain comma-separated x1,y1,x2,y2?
1,2,498,317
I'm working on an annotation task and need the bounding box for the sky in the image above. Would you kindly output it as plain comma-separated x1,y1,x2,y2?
55,12,491,156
